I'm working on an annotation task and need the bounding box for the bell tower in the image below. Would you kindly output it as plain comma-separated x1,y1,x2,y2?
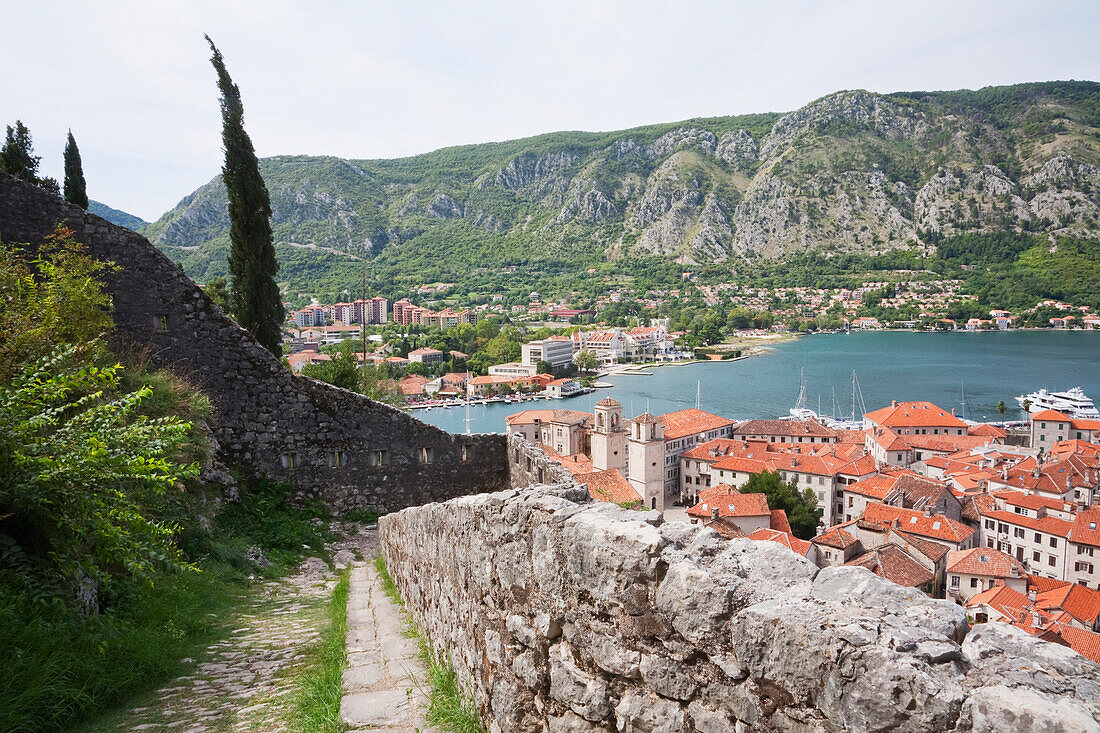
592,397,626,473
628,412,666,511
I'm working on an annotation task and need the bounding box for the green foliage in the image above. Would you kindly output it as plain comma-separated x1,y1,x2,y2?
215,479,331,566
420,643,485,733
63,130,88,209
202,275,231,312
1,120,60,195
374,553,401,606
206,36,284,355
287,568,349,733
740,471,820,539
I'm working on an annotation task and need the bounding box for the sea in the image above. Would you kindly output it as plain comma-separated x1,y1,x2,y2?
414,331,1100,435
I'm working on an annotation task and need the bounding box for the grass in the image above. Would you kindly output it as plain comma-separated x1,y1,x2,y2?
287,568,350,733
373,554,484,733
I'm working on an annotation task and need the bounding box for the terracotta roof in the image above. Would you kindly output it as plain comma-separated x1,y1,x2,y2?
847,473,905,501
993,490,1075,514
946,548,1025,578
1031,409,1073,422
982,510,1072,538
861,504,975,544
632,412,661,425
967,584,1030,619
595,397,621,408
895,531,951,563
845,544,935,588
961,493,998,524
1036,582,1100,626
505,409,592,426
1050,624,1100,664
733,419,838,439
660,408,734,440
575,469,641,505
813,526,859,549
703,517,747,540
688,484,770,519
1068,507,1100,548
769,509,793,535
864,401,968,429
747,528,813,557
968,423,1007,438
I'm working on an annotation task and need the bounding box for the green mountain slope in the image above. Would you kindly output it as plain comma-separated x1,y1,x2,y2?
143,81,1100,297
89,199,147,230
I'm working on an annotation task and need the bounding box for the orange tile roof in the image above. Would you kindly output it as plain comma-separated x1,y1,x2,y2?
687,484,770,519
1031,409,1073,422
505,409,592,426
1069,507,1100,548
813,526,859,549
1036,582,1100,626
861,504,975,544
660,408,735,440
993,490,1076,514
945,548,1025,577
575,469,641,505
968,423,1007,438
847,473,905,501
967,584,1030,618
747,528,812,557
733,419,838,439
845,544,934,588
1050,623,1100,664
982,510,1072,538
864,401,968,429
770,509,793,535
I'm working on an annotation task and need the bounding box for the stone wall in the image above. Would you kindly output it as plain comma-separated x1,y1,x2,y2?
508,433,576,489
380,486,1100,733
0,173,509,511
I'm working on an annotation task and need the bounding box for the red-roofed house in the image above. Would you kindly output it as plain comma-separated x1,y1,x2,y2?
1068,507,1100,589
687,484,772,535
748,528,814,560
864,400,968,435
574,469,642,506
1031,410,1100,450
946,548,1027,602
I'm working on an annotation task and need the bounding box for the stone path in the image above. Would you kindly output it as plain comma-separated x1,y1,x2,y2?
341,561,436,732
81,523,377,732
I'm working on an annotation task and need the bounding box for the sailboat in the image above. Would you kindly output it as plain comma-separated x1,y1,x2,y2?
821,371,867,430
788,368,820,420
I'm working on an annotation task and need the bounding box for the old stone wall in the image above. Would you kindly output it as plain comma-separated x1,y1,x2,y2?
508,433,576,489
380,486,1100,733
0,173,509,511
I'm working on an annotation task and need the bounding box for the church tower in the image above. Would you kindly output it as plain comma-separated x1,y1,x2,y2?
628,412,666,511
591,397,626,473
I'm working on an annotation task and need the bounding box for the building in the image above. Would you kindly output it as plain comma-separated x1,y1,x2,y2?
658,409,736,496
1031,410,1100,449
686,484,772,535
505,409,592,457
407,347,444,365
864,400,969,436
945,548,1027,602
521,336,575,369
1067,507,1100,588
591,398,627,473
628,413,666,510
489,362,539,379
546,378,583,398
732,419,839,444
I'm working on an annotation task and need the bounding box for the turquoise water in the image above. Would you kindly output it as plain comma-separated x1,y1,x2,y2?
415,331,1100,434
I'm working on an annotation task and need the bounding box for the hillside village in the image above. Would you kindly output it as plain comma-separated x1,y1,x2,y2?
503,396,1100,664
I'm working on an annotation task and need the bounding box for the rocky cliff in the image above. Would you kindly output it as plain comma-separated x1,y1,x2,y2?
380,481,1100,732
143,82,1100,292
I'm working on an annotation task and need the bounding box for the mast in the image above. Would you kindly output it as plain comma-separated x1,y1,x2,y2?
464,401,472,435
695,381,701,411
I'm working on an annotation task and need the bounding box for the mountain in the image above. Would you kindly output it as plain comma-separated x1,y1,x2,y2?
89,200,147,230
143,81,1100,296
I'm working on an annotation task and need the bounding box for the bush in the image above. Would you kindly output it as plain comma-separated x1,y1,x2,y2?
215,479,331,565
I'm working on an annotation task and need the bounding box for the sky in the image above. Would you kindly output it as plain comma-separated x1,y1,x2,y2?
3,1,1099,221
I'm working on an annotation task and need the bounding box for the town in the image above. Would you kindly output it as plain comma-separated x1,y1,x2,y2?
275,284,1099,406
502,396,1100,665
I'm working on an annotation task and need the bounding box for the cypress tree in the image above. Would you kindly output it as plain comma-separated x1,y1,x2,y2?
63,130,88,209
205,35,284,355
1,120,59,194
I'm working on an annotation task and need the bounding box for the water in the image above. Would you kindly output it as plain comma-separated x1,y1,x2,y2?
415,331,1100,434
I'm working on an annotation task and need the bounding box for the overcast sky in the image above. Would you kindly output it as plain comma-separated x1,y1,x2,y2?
3,0,1098,221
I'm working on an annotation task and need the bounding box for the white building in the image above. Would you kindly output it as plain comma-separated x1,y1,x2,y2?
521,336,575,369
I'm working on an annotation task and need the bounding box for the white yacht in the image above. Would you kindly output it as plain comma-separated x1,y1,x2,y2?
1015,387,1100,420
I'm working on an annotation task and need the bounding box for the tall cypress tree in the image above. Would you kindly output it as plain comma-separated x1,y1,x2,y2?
1,120,59,195
63,130,88,209
205,35,284,355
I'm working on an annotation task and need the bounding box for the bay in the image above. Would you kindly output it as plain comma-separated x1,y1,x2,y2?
414,331,1100,435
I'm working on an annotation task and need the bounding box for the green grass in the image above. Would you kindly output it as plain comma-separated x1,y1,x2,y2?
373,554,484,733
287,568,350,733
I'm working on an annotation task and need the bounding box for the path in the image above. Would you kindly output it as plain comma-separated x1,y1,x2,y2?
341,561,435,732
81,523,376,732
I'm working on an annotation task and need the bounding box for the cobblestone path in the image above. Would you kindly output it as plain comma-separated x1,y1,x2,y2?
81,524,376,733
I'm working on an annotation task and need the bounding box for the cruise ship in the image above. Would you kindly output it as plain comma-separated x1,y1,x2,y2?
1015,387,1100,419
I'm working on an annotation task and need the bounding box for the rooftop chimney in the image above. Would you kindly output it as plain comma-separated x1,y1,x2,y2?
1028,589,1037,603
710,507,720,521
892,400,898,408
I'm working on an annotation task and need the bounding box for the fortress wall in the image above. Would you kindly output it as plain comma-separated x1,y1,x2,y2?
380,485,1100,733
0,173,509,511
508,433,577,489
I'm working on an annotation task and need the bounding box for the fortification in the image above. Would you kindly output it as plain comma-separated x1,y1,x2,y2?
0,173,508,511
378,438,1100,732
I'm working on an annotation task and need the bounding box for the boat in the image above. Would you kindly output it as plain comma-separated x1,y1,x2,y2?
1015,387,1100,419
819,370,868,430
788,368,820,420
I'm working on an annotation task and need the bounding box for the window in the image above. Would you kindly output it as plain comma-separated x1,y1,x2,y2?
369,449,389,466
1076,562,1094,574
1014,528,1025,539
1034,533,1041,543
970,577,978,588
281,453,299,469
1049,556,1057,567
152,313,169,332
461,445,471,462
1050,537,1058,548
985,520,994,530
998,523,1008,533
950,575,960,588
1033,551,1041,562
327,450,347,467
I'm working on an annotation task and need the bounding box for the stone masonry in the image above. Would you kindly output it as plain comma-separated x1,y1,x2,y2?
380,482,1100,732
0,173,508,511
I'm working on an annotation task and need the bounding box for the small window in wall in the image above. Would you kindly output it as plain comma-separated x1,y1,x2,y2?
281,453,299,469
153,313,169,332
328,450,347,468
461,445,471,462
369,449,389,467
418,447,434,464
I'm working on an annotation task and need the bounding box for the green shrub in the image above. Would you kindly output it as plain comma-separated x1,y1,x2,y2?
215,479,331,565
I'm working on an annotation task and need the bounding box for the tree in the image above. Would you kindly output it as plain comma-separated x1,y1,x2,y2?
536,360,554,375
1,120,60,195
997,400,1006,415
740,471,820,539
203,276,231,312
575,349,597,373
206,36,283,355
63,130,88,209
